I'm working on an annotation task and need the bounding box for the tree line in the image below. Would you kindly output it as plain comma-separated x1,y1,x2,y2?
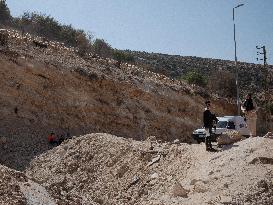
0,0,134,62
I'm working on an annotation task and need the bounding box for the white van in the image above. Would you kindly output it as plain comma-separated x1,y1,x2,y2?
192,116,250,143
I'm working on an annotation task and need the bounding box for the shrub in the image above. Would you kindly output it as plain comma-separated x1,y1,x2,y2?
0,0,12,26
182,70,207,87
112,50,134,63
13,11,94,56
92,39,112,58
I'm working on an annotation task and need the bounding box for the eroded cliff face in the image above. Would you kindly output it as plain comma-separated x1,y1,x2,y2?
0,54,235,170
0,30,236,170
0,56,236,139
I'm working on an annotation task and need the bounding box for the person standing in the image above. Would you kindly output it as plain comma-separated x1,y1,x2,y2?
203,101,217,152
241,93,257,137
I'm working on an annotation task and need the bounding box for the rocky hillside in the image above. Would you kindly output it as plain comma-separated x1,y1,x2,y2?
1,29,273,205
127,51,273,100
23,133,273,205
0,29,236,170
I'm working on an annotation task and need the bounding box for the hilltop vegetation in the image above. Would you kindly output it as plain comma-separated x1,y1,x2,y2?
125,51,273,108
0,0,134,62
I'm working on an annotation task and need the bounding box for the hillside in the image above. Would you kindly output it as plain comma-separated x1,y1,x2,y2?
0,29,237,170
1,29,273,205
127,51,273,102
1,2,273,204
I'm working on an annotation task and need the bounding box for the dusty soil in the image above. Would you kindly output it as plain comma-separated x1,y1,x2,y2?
0,29,235,170
0,164,27,205
24,133,273,205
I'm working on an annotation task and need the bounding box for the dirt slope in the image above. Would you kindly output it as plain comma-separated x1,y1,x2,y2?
26,133,273,205
0,29,235,170
0,164,58,205
0,164,27,205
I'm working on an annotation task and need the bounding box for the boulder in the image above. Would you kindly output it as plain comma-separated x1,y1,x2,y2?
172,182,189,198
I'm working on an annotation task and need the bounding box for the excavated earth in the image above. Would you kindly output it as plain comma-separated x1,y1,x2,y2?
1,133,273,205
0,29,235,170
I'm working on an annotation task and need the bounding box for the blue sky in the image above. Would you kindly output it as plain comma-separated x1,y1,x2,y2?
7,0,273,65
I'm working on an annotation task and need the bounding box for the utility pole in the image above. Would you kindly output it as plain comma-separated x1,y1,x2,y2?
233,4,244,115
256,45,268,91
256,45,270,130
256,45,267,66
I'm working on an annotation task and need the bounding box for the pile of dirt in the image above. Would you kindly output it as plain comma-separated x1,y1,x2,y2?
0,165,27,205
25,133,273,205
0,164,58,205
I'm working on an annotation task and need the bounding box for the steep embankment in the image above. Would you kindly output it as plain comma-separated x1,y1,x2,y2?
0,29,235,170
25,133,273,205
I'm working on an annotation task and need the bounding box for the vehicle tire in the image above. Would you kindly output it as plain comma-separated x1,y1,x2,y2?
196,139,202,144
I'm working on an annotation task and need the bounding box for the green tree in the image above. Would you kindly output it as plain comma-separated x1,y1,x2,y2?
112,50,134,62
182,70,207,87
92,39,112,58
0,0,12,26
14,12,93,53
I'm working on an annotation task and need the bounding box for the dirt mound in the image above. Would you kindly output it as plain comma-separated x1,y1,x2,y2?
26,133,273,205
0,164,57,205
0,165,27,204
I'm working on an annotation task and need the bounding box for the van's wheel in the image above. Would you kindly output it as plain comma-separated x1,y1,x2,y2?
192,139,201,144
196,139,202,144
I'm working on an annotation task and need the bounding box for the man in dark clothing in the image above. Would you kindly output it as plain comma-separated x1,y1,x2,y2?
203,101,217,152
243,94,254,111
241,93,257,137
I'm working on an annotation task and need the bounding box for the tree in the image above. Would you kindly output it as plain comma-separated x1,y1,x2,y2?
112,50,134,63
182,70,207,87
13,12,93,53
0,0,12,26
92,39,112,58
76,30,93,56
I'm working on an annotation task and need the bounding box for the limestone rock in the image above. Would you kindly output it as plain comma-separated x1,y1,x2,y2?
172,182,189,198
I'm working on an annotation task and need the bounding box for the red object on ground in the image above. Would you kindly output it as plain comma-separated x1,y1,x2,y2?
48,134,55,143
